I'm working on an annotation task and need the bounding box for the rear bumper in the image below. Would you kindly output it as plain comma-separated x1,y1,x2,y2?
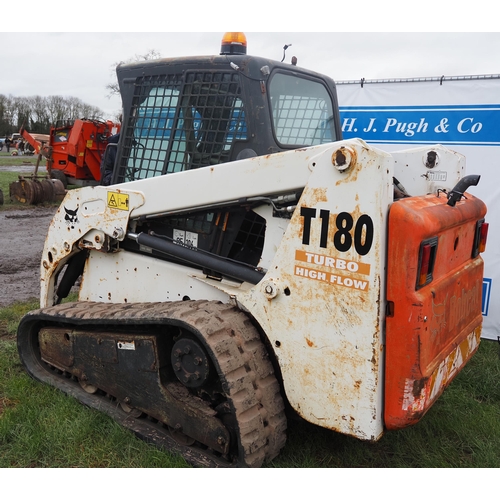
385,322,481,429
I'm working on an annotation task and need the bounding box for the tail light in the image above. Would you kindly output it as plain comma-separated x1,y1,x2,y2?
416,237,438,289
472,219,489,257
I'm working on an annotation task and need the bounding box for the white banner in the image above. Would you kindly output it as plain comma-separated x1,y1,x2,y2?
337,76,499,340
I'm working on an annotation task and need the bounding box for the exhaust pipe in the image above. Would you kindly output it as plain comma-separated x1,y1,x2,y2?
447,175,481,207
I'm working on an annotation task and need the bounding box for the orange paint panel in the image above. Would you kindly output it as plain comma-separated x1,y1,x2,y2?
385,193,486,430
48,120,120,181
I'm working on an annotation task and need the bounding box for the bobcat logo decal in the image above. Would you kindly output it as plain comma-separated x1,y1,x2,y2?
64,205,79,229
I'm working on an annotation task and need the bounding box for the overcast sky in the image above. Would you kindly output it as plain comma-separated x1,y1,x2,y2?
2,5,499,120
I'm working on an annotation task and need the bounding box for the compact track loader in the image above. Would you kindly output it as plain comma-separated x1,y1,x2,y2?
17,33,488,467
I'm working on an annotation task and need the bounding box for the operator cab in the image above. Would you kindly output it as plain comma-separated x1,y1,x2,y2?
112,33,342,184
111,33,343,279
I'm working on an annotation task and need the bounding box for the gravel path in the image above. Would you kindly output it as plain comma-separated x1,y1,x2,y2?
0,206,58,307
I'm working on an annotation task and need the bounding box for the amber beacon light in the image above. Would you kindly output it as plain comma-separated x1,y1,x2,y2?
220,32,247,55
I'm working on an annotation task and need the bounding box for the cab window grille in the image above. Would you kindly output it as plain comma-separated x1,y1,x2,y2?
117,72,247,183
269,72,336,147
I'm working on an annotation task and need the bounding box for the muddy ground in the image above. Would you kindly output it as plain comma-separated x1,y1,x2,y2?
0,206,58,308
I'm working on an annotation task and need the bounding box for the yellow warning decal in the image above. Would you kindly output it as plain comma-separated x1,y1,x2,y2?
107,191,129,211
86,140,93,148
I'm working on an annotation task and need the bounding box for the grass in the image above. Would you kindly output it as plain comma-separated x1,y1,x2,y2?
0,171,24,207
0,151,41,167
1,298,499,468
0,299,189,468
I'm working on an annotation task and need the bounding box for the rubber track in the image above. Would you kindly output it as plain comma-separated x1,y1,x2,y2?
18,300,287,467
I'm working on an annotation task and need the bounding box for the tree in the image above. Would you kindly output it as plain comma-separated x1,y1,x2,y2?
30,95,51,133
0,94,10,136
14,96,33,131
106,49,161,98
46,95,67,127
80,103,102,120
0,94,106,135
65,96,82,122
1,95,15,136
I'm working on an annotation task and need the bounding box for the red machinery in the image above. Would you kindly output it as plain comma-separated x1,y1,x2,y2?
48,119,120,186
20,119,120,187
10,119,120,204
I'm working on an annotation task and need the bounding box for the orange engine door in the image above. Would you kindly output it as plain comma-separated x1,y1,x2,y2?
385,193,486,430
